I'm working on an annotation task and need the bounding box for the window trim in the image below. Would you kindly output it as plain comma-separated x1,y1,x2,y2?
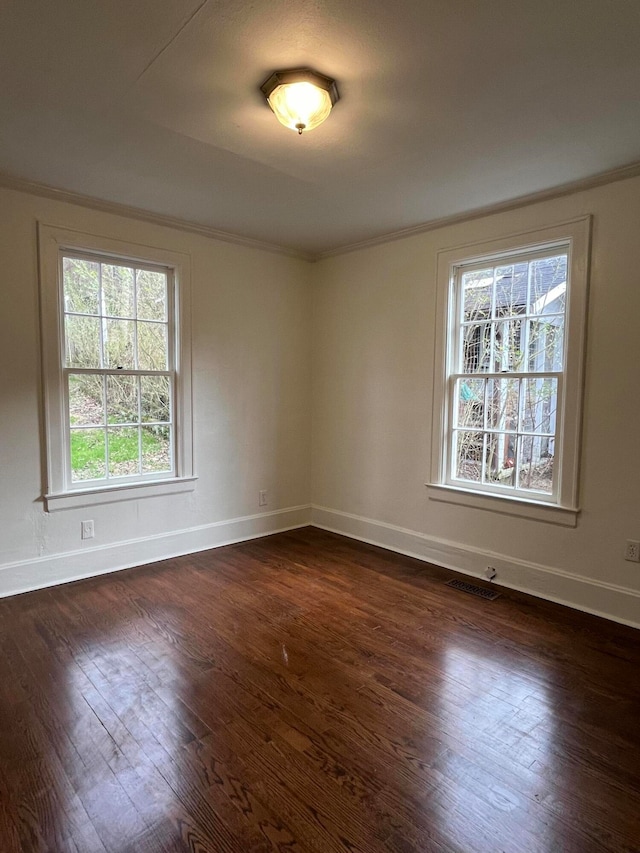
428,217,591,524
38,223,195,511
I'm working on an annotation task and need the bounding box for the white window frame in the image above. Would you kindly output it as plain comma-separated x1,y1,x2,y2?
428,217,591,526
39,224,195,511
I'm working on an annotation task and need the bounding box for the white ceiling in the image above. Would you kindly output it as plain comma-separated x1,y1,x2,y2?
2,0,639,256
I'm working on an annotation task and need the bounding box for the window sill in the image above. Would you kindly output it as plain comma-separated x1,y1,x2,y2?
45,476,198,512
426,482,579,527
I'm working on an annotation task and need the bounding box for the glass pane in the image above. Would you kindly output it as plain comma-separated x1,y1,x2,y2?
494,319,524,371
456,378,484,428
70,428,106,481
107,427,140,477
528,318,564,372
137,322,168,370
517,435,553,494
102,264,134,318
486,378,519,432
462,323,492,373
63,257,99,315
142,425,172,473
529,255,567,314
495,262,528,318
137,269,167,321
462,268,493,322
68,374,104,426
520,378,558,435
484,432,516,486
104,319,135,369
65,315,101,368
140,375,171,423
453,430,483,483
106,375,138,424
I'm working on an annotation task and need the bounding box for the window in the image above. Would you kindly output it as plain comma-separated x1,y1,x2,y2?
39,225,194,510
429,218,590,524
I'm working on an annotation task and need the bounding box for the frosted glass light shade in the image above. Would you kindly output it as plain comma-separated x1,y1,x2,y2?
268,82,332,133
260,69,339,134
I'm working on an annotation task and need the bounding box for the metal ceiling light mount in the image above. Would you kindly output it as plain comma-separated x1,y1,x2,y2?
260,68,339,135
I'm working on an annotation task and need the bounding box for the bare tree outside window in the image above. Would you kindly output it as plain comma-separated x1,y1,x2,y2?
63,255,173,483
452,254,567,496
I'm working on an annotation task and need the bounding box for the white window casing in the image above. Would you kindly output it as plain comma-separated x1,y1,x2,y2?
38,224,195,511
428,217,591,526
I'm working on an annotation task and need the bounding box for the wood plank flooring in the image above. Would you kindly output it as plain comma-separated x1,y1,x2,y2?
0,526,639,852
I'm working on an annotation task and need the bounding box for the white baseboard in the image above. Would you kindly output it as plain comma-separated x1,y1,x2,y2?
4,502,639,630
311,505,640,630
0,505,312,599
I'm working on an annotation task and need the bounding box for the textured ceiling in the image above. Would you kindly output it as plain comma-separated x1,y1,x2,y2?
1,0,639,255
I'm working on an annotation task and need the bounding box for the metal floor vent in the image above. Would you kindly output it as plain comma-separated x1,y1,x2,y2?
446,578,501,600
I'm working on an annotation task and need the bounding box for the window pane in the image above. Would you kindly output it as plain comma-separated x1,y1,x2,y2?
102,264,134,318
142,425,171,473
520,378,558,435
140,375,171,423
65,315,101,368
107,427,140,477
68,374,104,426
484,433,516,486
137,322,168,370
528,318,564,372
462,323,492,372
529,255,567,314
486,378,519,432
494,319,524,371
516,435,553,494
495,262,528,318
462,269,493,322
106,375,138,424
70,428,106,481
456,378,484,427
453,430,483,483
137,269,167,321
63,257,99,315
104,319,135,369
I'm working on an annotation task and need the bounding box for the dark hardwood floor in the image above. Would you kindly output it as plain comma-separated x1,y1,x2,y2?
0,527,639,852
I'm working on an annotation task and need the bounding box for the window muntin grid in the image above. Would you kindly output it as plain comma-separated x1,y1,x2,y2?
62,252,175,485
448,250,568,499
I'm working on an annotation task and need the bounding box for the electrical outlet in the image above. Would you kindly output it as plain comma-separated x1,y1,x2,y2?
81,520,94,540
259,490,268,507
485,566,497,580
624,540,640,562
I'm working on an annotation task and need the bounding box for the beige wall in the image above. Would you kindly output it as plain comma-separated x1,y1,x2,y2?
312,176,640,622
0,186,312,575
1,175,639,624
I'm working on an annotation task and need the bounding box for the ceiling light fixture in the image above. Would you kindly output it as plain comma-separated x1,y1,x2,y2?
260,68,339,135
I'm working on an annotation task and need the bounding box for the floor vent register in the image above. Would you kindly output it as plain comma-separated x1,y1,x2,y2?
446,578,501,601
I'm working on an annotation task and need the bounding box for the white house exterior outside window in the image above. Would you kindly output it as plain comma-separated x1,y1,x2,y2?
38,225,195,511
429,218,591,526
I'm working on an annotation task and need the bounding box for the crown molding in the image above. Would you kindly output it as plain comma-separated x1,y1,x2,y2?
316,160,640,260
2,160,640,263
0,172,313,261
